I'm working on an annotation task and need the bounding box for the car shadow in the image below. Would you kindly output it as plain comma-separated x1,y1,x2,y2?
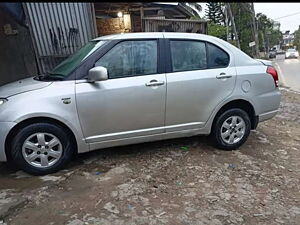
67,135,214,170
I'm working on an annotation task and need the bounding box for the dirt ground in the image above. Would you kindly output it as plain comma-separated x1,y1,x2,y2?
0,87,299,225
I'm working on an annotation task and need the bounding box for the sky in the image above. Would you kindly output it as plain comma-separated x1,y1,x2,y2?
198,3,300,33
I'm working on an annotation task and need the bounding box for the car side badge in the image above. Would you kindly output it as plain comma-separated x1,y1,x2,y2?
62,98,71,104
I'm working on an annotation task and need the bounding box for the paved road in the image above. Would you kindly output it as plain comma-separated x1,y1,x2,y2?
273,54,300,92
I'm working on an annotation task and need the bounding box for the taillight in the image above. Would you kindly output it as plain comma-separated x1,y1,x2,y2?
266,66,279,87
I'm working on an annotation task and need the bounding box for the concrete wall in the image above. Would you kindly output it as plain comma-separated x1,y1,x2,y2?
0,7,37,87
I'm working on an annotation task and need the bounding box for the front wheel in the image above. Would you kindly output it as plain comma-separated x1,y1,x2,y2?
10,123,75,175
210,108,251,150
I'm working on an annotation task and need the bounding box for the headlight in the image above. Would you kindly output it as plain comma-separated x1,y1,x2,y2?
0,99,7,105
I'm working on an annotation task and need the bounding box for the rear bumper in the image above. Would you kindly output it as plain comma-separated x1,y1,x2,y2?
0,122,16,162
258,109,279,122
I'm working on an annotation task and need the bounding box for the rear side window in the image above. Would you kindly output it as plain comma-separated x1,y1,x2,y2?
170,40,207,72
207,43,229,68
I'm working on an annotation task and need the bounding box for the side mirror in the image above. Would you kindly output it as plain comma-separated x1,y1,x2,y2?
87,66,108,82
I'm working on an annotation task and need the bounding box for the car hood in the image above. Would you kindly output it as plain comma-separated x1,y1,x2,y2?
0,77,52,98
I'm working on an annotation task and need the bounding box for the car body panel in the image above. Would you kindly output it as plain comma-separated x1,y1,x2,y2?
0,80,88,160
0,122,16,161
0,32,281,162
165,66,237,132
75,74,167,143
0,77,52,98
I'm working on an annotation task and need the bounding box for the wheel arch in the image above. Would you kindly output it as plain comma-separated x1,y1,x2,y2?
212,99,258,131
5,117,79,161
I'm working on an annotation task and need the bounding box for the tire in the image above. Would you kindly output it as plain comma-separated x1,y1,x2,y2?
210,108,251,150
10,122,75,175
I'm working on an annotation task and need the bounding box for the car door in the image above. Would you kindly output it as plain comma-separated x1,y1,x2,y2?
165,39,236,132
75,39,166,143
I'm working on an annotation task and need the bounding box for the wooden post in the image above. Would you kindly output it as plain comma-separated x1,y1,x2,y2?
140,7,144,32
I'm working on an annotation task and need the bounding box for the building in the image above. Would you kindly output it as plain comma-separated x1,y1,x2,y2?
0,3,37,86
94,2,206,35
282,30,295,49
0,2,207,85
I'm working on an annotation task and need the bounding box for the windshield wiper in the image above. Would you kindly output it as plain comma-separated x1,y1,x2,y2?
34,73,64,81
33,75,45,81
43,72,64,81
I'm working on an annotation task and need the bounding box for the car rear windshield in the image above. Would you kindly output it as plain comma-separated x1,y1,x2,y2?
47,40,107,79
287,49,296,52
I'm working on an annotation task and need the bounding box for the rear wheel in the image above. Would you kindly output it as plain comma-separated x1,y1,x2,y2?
11,123,75,175
211,108,251,150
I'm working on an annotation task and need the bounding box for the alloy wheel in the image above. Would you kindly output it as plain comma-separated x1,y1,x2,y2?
22,132,63,168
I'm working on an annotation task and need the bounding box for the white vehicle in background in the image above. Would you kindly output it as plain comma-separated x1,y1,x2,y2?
285,48,299,59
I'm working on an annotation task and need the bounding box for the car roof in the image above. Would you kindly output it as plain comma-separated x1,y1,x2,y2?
92,32,217,41
93,32,164,40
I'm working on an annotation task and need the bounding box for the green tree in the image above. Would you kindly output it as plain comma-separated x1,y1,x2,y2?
293,26,300,50
256,13,272,52
230,3,254,56
268,29,282,47
205,2,224,25
208,22,227,40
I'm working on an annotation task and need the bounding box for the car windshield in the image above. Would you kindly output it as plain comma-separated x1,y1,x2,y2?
287,49,296,52
46,40,107,79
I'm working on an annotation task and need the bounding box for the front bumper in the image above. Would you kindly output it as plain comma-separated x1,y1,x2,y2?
0,122,16,162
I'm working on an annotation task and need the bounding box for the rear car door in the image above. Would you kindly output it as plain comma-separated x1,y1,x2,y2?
75,39,166,143
165,39,236,132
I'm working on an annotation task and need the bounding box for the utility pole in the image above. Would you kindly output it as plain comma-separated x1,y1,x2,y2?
226,3,240,49
250,3,259,57
224,4,229,41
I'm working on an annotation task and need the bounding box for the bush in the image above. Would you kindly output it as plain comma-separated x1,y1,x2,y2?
208,22,227,40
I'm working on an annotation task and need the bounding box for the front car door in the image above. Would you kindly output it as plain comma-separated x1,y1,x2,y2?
75,38,166,143
164,37,236,132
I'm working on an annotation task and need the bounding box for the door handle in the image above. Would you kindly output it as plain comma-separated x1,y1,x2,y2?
216,73,232,79
145,80,165,87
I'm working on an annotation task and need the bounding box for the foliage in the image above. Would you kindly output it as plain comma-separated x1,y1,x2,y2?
205,3,283,56
255,13,282,51
256,13,272,51
205,2,224,25
208,22,227,40
293,26,300,50
230,3,254,56
268,29,283,49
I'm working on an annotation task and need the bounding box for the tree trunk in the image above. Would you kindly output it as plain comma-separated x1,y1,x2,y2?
261,31,266,54
224,6,229,41
226,3,240,49
251,3,259,57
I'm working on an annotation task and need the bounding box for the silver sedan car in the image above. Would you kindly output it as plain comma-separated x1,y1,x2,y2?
0,32,281,175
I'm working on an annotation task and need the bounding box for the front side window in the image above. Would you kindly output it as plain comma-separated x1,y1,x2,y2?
170,40,207,72
207,43,229,68
95,40,157,79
